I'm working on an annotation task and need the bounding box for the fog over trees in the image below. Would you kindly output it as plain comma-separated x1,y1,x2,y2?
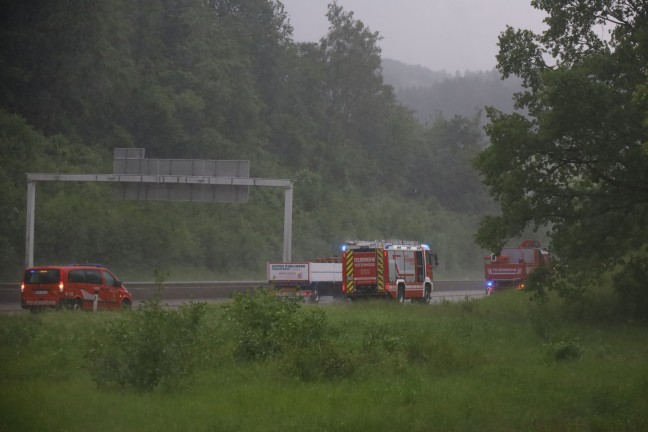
382,59,523,124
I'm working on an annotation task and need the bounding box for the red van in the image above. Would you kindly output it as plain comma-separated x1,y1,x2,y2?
21,264,132,311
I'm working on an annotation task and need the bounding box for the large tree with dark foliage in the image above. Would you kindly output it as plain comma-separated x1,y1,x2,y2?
474,0,648,316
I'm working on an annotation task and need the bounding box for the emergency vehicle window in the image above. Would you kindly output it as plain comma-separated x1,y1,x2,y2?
426,250,438,266
24,269,60,284
68,270,86,283
86,270,102,284
416,251,424,281
103,271,116,287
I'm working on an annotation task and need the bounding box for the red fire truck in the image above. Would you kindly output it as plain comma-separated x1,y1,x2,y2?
484,240,551,293
342,240,438,302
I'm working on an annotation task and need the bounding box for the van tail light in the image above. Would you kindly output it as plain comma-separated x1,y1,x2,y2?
21,282,25,293
59,282,64,292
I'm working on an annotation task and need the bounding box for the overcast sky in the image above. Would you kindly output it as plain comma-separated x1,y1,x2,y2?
280,0,548,72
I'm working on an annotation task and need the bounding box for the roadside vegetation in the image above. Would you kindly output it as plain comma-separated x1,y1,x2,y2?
1,289,646,431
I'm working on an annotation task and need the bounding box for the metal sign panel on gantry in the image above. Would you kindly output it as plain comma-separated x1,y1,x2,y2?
112,148,250,202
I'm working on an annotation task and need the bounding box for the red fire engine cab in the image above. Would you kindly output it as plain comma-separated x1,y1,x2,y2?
342,240,438,303
484,240,551,293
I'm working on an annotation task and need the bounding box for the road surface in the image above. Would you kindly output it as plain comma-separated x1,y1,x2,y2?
0,280,487,313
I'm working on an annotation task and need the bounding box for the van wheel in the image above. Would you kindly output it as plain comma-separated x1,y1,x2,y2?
397,286,405,303
72,298,82,311
121,298,132,310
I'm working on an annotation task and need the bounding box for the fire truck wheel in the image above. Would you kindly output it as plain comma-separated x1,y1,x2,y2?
397,286,405,303
424,287,431,304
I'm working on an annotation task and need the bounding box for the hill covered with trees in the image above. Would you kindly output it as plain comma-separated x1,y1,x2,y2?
382,59,523,124
0,0,496,281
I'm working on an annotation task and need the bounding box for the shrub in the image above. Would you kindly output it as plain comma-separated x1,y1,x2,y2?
222,288,305,361
544,336,583,362
222,289,356,380
87,297,207,391
284,339,355,381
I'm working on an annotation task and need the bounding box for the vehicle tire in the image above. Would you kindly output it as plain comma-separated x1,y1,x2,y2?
72,298,82,311
397,286,405,303
312,290,320,303
424,286,432,304
121,298,132,310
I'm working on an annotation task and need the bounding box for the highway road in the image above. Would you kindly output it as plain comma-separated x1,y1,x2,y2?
0,280,486,313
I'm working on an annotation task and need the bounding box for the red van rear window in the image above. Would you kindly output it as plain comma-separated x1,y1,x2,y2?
24,269,60,284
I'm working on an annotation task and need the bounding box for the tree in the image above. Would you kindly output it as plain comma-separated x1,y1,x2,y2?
128,0,268,159
321,2,385,127
474,1,648,315
416,114,491,212
0,0,137,148
318,2,420,190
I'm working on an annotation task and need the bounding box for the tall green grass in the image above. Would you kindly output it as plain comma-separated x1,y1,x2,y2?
1,290,647,431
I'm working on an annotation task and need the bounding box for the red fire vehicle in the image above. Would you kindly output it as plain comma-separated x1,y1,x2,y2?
342,240,438,302
21,264,132,311
484,240,551,293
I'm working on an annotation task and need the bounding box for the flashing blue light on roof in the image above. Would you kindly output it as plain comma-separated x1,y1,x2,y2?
486,280,494,287
341,244,347,252
422,243,430,250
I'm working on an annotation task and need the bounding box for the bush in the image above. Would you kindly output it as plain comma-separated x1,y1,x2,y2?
222,288,356,381
87,298,207,391
284,339,355,381
544,336,583,362
223,288,306,361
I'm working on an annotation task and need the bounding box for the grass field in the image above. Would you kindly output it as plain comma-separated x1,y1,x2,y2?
1,290,647,431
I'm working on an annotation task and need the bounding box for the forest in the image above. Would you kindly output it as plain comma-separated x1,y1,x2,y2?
0,0,495,281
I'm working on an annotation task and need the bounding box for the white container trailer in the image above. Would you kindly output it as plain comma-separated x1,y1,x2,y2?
267,259,342,302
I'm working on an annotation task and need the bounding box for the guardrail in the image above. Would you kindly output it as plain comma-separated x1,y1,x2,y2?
0,281,266,304
125,281,265,300
1,280,485,304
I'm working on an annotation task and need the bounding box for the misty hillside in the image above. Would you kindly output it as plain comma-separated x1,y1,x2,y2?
381,58,453,88
382,58,522,123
